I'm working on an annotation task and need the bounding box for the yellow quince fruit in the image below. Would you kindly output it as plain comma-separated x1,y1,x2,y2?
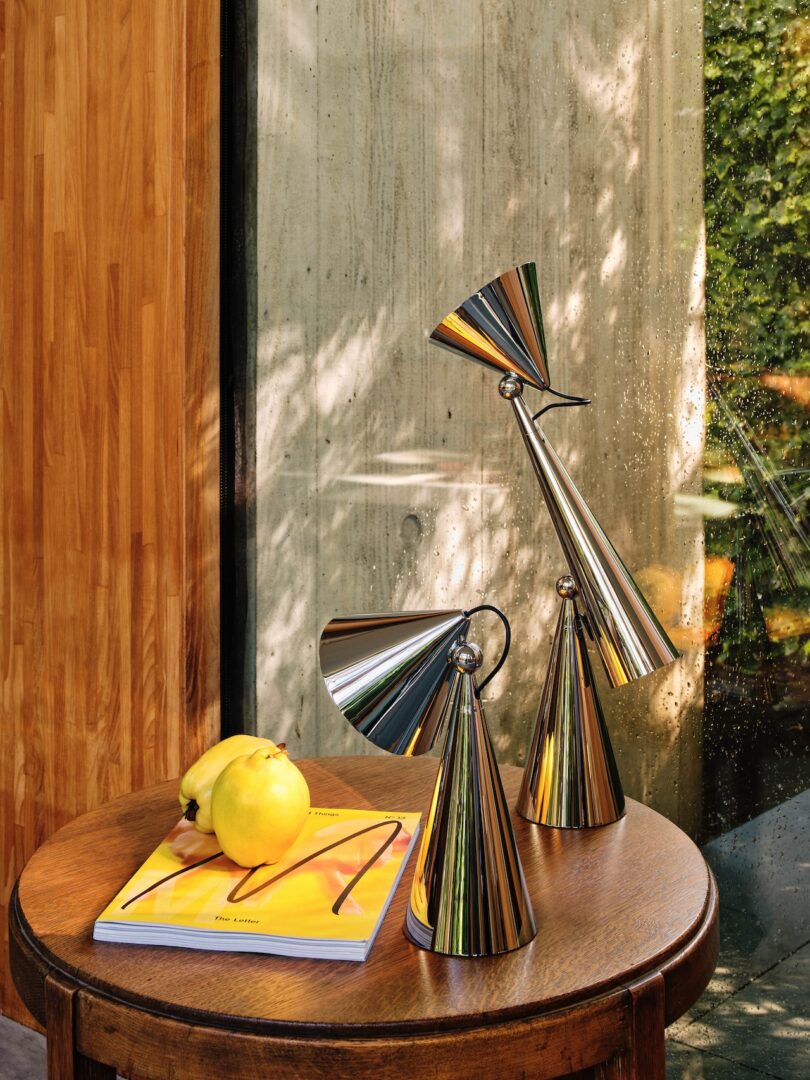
179,734,277,833
211,745,310,868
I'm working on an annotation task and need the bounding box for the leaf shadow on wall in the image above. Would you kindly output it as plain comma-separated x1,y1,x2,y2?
252,2,705,827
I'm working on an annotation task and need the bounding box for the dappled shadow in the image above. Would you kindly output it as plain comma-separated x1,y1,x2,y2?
252,2,705,827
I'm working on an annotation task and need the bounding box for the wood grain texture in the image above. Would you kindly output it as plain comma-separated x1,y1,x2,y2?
254,0,706,836
10,757,717,1078
44,974,78,1080
45,972,115,1080
0,0,220,1024
72,991,629,1080
596,974,666,1080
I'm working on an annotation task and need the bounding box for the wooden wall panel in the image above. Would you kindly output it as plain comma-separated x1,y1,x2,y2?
0,0,220,1023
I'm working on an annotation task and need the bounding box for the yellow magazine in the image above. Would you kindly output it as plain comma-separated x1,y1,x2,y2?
94,807,421,961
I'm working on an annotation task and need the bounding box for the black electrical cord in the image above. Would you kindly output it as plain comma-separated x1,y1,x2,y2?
462,604,512,697
532,385,591,422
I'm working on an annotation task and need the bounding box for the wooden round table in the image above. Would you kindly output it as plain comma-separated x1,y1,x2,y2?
10,756,717,1080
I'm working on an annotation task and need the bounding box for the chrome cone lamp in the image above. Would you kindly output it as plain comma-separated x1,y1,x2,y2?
430,264,680,828
320,607,536,956
517,576,625,827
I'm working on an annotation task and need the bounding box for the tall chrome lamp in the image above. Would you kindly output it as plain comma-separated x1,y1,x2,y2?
430,264,680,828
319,607,536,956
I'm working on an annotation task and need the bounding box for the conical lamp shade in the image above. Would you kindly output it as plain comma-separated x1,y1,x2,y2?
518,583,625,827
506,389,680,687
319,610,471,755
430,263,550,390
406,647,537,956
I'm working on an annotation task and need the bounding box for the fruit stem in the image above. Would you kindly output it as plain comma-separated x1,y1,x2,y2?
183,799,199,822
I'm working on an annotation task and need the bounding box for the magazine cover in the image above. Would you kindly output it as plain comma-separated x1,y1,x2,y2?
94,807,421,960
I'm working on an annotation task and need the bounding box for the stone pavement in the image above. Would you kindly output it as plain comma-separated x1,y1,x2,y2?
667,789,810,1079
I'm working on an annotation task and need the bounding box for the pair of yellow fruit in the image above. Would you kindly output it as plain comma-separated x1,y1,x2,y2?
179,736,310,868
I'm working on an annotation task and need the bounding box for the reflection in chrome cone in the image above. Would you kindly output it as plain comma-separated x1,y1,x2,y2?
320,611,536,956
504,385,680,687
518,586,625,828
407,655,537,956
319,610,471,756
430,262,550,390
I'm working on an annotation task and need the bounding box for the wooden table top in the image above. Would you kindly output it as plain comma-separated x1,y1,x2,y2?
12,756,713,1039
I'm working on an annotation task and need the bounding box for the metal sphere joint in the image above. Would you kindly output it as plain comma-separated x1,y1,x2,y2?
451,641,484,673
556,575,579,599
498,374,524,400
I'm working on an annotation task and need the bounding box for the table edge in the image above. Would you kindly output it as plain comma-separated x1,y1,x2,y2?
9,862,718,1040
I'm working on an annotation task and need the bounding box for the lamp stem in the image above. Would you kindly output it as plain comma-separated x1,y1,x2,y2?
497,374,680,687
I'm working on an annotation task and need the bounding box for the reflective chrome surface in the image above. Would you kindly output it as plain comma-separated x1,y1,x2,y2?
505,382,680,687
319,610,471,755
407,643,537,956
321,610,536,956
518,581,625,828
429,263,550,390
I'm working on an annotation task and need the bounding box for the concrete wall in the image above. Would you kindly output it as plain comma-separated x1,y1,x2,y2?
254,0,705,829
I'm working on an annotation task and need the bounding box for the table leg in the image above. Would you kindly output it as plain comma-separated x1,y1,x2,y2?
595,972,666,1080
45,972,116,1080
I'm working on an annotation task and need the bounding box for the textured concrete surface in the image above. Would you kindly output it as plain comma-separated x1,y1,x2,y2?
253,0,706,831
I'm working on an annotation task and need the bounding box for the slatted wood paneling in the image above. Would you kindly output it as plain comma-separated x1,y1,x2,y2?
0,0,220,1023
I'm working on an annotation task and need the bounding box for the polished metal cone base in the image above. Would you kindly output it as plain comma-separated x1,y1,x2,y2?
319,610,471,755
407,648,537,956
430,263,550,390
518,581,625,828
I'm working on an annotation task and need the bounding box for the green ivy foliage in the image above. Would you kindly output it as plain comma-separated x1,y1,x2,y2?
705,0,809,375
704,1,809,656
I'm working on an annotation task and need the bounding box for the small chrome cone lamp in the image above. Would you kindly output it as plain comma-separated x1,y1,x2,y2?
517,577,625,828
320,607,537,957
429,263,680,689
